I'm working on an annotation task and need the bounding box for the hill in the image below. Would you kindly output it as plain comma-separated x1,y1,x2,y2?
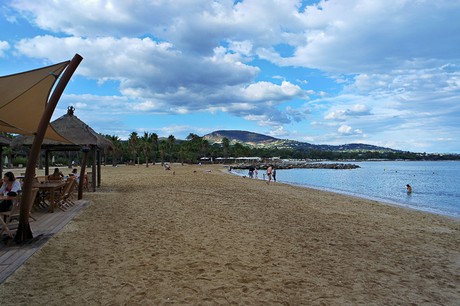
203,130,398,152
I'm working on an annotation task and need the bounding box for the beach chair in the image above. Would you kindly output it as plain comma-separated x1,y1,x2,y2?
60,178,78,209
35,175,48,183
56,178,78,210
48,175,63,182
87,172,93,190
0,197,20,238
0,189,40,237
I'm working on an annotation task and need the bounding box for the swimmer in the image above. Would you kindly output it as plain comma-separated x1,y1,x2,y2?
406,184,412,193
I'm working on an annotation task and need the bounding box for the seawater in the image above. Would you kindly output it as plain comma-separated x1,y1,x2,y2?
232,161,460,219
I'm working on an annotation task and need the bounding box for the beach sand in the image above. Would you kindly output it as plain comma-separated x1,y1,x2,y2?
0,164,459,305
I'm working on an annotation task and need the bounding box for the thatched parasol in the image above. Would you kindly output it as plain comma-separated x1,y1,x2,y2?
0,134,11,146
12,106,113,150
12,106,114,196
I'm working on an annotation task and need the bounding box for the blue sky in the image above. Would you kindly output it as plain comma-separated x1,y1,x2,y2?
1,0,459,153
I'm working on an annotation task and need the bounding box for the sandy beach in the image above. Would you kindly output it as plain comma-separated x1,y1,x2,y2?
0,163,459,305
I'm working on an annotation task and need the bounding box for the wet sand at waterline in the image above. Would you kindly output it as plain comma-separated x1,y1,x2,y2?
0,164,459,305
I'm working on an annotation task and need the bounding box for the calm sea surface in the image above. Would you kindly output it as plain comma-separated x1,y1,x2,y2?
232,161,460,219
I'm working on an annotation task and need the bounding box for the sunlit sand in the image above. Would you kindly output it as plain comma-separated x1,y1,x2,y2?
0,164,458,305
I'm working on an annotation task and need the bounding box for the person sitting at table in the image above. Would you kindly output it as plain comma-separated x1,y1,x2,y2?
0,171,21,212
70,168,80,183
48,168,64,181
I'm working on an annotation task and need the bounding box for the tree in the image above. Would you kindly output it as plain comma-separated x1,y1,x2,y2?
105,134,123,165
159,140,167,166
151,133,158,165
128,132,139,164
222,137,230,159
167,134,176,162
140,132,153,167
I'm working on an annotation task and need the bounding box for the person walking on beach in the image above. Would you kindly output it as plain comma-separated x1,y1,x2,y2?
272,168,277,182
266,165,273,185
248,166,255,178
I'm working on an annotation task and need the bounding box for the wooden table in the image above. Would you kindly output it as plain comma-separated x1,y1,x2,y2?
32,181,66,213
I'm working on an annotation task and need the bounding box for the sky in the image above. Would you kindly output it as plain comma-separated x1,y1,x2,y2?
1,0,459,154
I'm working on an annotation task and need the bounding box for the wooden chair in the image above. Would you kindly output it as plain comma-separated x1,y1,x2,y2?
83,172,92,191
48,175,63,182
0,189,40,237
57,178,78,210
0,197,20,238
35,175,48,183
87,172,93,190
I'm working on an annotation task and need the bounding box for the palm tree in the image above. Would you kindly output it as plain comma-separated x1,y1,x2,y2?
222,137,230,159
105,134,123,166
159,140,167,166
128,132,139,165
140,132,153,167
201,139,210,161
167,134,176,162
151,132,158,165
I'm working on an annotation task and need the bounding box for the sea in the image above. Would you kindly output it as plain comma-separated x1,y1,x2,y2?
231,160,460,219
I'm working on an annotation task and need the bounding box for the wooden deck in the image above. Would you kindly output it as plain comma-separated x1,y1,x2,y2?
0,199,90,284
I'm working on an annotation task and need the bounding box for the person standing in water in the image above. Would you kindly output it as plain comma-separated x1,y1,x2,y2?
266,165,273,185
406,184,412,193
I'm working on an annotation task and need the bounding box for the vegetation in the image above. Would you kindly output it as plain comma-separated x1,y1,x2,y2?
2,131,459,168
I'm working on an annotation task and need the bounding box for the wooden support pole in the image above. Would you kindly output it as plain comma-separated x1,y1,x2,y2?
15,54,83,243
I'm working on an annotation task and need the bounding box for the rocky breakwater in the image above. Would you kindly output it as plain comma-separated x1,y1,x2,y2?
233,161,360,170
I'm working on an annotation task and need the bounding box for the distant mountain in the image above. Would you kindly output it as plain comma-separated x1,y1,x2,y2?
203,130,399,152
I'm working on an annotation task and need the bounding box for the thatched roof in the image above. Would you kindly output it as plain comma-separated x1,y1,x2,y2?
12,106,113,150
0,134,12,146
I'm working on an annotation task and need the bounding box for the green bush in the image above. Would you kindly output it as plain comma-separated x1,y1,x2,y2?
13,156,28,167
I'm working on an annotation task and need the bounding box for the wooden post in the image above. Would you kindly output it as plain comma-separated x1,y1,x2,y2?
45,150,50,176
14,54,83,243
97,149,101,188
0,145,3,178
92,146,97,192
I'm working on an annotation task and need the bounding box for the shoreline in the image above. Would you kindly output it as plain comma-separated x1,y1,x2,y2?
1,164,459,305
228,164,460,220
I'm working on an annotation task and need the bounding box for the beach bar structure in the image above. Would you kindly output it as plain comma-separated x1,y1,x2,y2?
12,106,114,197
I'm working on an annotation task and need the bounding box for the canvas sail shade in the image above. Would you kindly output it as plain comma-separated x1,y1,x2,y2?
0,61,73,143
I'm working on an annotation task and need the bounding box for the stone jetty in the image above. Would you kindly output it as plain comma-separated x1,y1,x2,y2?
232,161,360,170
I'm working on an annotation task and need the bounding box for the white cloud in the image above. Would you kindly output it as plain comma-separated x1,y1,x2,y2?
2,0,460,152
0,41,9,57
338,124,352,134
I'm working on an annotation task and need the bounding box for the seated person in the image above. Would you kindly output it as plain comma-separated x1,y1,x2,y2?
48,167,64,181
0,172,21,212
70,168,80,183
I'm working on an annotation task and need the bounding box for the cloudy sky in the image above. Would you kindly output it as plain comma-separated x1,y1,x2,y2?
1,0,459,153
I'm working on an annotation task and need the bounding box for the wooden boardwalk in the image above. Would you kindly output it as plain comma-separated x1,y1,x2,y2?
0,199,90,284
